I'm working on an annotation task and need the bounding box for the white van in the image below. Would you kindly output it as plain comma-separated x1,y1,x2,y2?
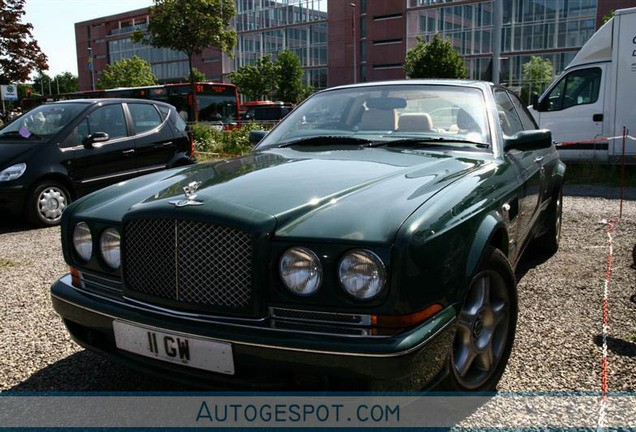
528,7,636,163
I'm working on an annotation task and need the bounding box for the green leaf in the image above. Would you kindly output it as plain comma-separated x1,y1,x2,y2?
97,56,157,89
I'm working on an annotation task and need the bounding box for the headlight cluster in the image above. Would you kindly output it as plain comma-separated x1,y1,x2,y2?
279,247,386,300
0,163,26,182
72,222,121,270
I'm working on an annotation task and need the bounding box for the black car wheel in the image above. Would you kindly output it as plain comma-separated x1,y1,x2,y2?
27,181,71,227
441,246,517,391
534,185,563,255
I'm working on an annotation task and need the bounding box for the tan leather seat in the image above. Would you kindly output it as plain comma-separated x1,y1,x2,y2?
398,113,434,133
359,109,397,131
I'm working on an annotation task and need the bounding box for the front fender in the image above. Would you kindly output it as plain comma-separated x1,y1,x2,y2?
465,211,508,280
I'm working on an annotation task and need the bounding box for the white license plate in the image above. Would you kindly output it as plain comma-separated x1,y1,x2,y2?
113,321,234,375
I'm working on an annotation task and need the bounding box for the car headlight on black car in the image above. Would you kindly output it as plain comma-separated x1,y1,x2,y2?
0,163,26,182
72,222,92,262
100,228,121,269
279,247,322,296
338,250,386,300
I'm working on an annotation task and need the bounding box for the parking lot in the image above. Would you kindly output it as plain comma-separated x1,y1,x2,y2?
0,185,634,392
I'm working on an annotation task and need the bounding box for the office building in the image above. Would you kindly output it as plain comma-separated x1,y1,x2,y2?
76,0,636,93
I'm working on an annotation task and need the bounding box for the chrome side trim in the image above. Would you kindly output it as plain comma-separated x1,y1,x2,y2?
52,291,456,358
80,165,166,184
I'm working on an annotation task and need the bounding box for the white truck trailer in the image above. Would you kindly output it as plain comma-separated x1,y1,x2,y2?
528,7,636,163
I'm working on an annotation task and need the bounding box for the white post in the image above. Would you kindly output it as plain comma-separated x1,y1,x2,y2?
492,0,503,85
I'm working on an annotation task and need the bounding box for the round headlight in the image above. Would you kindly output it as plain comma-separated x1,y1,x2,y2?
100,228,121,269
279,247,322,296
338,250,386,300
72,222,92,262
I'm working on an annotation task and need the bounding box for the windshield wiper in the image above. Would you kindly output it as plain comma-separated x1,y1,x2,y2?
278,136,373,148
370,137,490,149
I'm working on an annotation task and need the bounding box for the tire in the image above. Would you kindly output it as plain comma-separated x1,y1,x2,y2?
534,185,563,255
26,181,72,227
440,246,518,391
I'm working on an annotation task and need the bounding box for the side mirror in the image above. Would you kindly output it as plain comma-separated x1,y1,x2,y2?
504,130,552,152
83,132,109,148
249,130,267,145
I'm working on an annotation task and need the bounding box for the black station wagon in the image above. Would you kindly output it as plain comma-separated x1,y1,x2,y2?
51,81,565,391
0,99,194,226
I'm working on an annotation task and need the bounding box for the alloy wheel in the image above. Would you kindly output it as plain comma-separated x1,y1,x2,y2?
451,270,511,389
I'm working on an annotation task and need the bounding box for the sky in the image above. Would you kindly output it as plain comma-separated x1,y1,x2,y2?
24,0,154,78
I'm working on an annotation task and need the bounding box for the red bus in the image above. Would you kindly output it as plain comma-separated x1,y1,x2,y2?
22,83,240,128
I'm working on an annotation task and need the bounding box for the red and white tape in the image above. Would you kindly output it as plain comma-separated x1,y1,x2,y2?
558,134,636,147
597,219,618,430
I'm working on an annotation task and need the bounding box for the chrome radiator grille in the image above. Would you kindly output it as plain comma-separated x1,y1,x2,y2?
123,219,253,311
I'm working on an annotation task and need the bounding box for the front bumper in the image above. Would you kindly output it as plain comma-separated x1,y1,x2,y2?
51,275,456,388
0,185,27,216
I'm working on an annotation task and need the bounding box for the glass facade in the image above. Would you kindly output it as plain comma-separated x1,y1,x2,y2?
235,0,328,89
406,0,598,92
108,38,189,81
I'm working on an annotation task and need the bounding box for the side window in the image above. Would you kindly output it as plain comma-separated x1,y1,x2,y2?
128,103,162,134
494,91,524,137
508,91,538,130
76,104,127,145
543,67,601,111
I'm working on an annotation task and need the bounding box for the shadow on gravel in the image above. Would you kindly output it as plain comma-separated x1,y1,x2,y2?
0,214,37,235
593,335,636,358
8,351,200,392
515,249,553,282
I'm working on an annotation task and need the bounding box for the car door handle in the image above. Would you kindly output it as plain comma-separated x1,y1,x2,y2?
593,114,603,122
534,156,544,163
122,149,135,155
162,141,174,147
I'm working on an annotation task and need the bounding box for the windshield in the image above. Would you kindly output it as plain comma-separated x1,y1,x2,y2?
256,85,491,150
0,103,87,140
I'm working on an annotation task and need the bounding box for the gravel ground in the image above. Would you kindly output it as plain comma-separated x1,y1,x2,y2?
0,185,634,393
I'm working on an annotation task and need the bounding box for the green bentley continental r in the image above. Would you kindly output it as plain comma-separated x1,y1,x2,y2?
51,80,565,391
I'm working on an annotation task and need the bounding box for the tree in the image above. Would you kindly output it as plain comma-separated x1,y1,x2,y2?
405,34,468,79
228,56,278,101
133,0,237,121
522,56,553,103
53,72,79,94
97,56,157,89
32,71,78,95
185,67,206,83
32,72,52,95
274,49,313,103
602,10,614,24
0,0,48,84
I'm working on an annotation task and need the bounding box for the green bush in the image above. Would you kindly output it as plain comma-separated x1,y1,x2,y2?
191,122,272,159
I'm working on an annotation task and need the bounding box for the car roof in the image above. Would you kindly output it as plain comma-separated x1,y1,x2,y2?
51,98,173,107
322,79,493,93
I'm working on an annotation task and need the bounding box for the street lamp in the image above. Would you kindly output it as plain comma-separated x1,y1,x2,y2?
350,2,357,84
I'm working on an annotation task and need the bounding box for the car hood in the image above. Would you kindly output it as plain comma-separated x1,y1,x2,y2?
70,147,490,244
0,141,40,168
